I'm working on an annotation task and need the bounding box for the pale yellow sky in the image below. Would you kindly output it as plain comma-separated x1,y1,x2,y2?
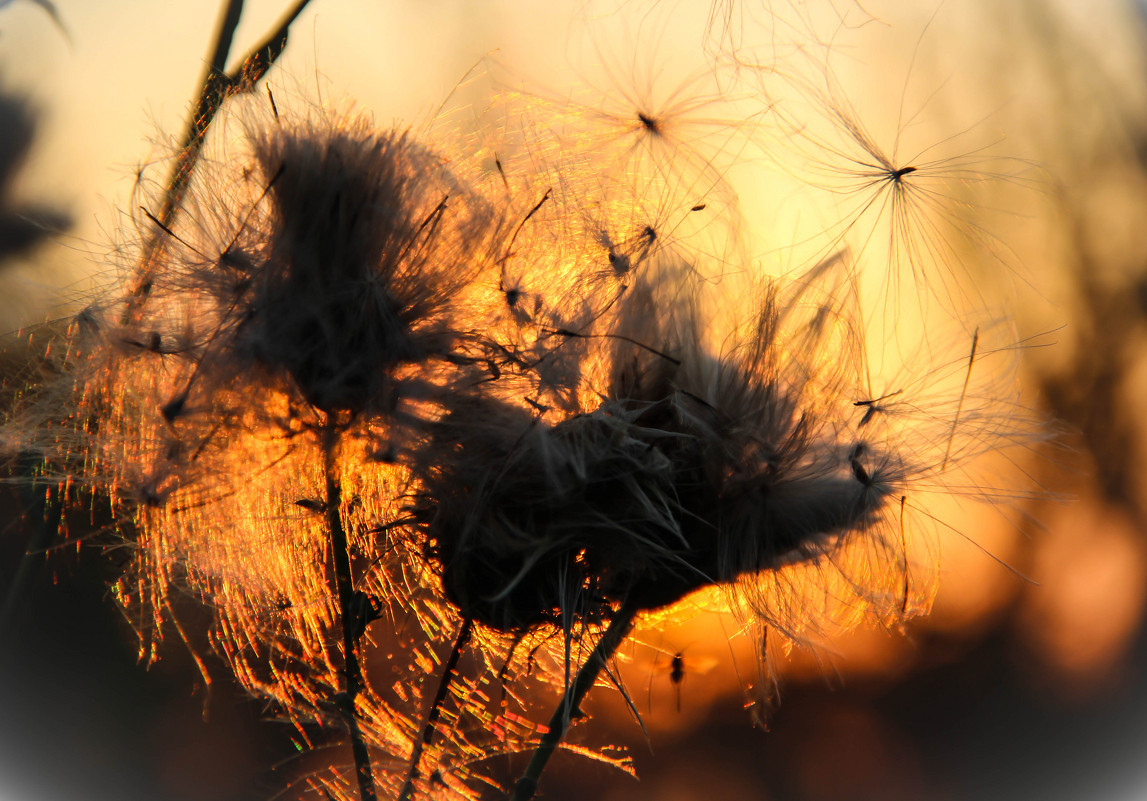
0,0,605,325
0,0,1012,327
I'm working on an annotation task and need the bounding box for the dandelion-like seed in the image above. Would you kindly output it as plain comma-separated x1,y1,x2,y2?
141,112,495,422
760,42,1039,338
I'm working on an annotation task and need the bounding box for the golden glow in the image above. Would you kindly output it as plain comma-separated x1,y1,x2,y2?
1017,491,1147,693
9,1,1147,799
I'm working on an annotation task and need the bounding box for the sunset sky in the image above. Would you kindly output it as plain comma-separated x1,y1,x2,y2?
4,2,1147,800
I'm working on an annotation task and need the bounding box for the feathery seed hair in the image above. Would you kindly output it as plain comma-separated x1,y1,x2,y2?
1,25,1044,798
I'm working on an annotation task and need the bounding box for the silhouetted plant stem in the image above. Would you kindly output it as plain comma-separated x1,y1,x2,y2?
128,0,314,319
509,597,641,801
397,616,474,801
160,0,245,219
321,421,378,801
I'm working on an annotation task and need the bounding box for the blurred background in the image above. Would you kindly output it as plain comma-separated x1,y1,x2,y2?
3,0,1147,799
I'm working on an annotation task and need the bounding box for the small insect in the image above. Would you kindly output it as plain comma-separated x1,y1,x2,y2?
646,643,715,713
669,652,685,713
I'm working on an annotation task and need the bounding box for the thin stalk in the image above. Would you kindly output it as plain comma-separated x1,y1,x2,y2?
509,598,641,801
397,617,474,801
321,422,378,801
127,0,315,319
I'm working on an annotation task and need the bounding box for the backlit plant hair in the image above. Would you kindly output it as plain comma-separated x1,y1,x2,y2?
755,34,1040,337
1,8,1046,801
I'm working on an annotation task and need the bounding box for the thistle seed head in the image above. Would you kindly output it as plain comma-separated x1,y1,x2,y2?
241,119,494,413
410,258,914,635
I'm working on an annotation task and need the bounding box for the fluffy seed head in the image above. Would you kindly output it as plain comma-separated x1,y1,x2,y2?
410,257,924,636
241,120,493,412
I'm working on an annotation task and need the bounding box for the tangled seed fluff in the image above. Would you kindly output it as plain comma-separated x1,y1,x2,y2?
3,82,1036,799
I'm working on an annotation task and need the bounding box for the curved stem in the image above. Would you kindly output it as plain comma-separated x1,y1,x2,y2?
322,423,378,801
509,599,640,801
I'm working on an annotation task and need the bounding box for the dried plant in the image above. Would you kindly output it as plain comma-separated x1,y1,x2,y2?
1,3,1046,800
